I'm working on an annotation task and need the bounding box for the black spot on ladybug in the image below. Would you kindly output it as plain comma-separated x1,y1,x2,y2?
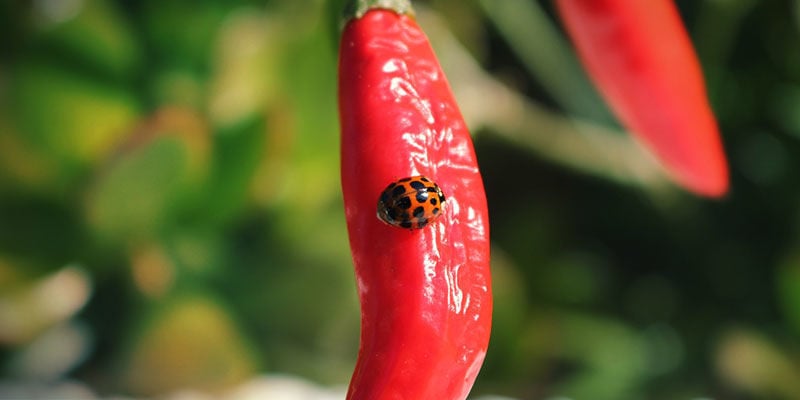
420,176,430,182
392,185,406,197
399,212,411,222
398,177,412,183
386,208,398,220
397,196,412,209
430,198,438,206
415,192,428,203
439,193,446,202
417,219,428,228
412,206,425,219
399,221,412,229
432,207,440,215
409,180,425,190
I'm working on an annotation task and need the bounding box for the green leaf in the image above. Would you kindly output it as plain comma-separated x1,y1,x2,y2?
10,64,140,170
86,137,189,241
35,0,141,79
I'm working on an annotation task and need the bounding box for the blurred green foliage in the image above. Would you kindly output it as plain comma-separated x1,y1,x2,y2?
1,0,800,399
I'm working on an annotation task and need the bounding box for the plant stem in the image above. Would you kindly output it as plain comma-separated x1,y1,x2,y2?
344,0,414,21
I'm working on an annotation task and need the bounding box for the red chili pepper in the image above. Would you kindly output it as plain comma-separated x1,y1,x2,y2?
555,0,729,197
338,1,492,399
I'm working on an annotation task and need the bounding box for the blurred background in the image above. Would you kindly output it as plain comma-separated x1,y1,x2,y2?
1,0,800,399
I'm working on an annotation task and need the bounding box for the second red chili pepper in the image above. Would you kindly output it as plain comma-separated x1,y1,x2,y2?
556,0,729,197
338,1,492,399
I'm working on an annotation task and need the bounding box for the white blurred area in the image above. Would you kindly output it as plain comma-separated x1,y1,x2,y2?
0,375,345,400
0,375,524,399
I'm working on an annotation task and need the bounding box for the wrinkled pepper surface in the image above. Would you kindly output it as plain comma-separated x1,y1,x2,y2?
338,0,492,399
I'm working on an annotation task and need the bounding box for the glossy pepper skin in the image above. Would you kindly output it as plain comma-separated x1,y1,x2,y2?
338,4,492,400
556,0,729,197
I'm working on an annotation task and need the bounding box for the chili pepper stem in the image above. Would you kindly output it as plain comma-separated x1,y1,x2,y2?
344,0,414,21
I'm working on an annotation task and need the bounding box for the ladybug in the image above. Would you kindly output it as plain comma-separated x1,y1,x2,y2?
377,175,446,230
